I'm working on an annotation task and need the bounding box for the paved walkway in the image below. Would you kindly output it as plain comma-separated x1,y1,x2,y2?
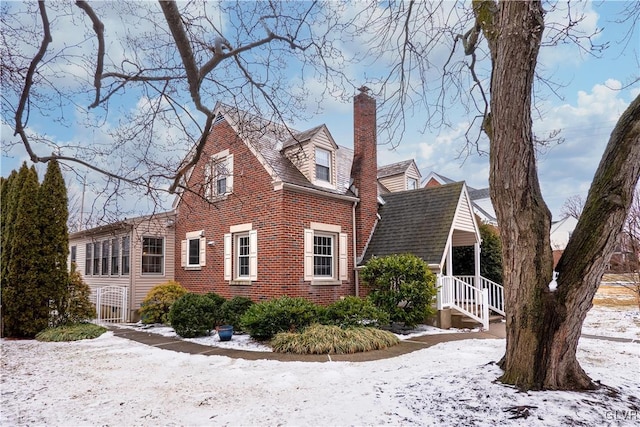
109,322,507,363
109,323,637,363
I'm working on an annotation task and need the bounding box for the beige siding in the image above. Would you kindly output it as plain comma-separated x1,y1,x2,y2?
379,174,405,192
131,218,176,311
453,191,477,233
68,212,175,321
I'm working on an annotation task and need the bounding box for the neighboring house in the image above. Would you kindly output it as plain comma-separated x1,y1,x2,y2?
68,211,176,322
172,89,378,305
423,171,497,225
377,159,422,193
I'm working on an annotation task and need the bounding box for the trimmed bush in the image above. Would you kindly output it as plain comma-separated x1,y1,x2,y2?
168,293,217,338
239,296,324,340
360,254,437,327
139,281,187,324
323,296,390,328
220,296,254,333
204,292,227,327
271,324,399,354
35,323,106,342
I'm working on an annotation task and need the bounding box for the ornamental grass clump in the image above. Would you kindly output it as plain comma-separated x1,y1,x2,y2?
35,323,107,342
271,324,399,354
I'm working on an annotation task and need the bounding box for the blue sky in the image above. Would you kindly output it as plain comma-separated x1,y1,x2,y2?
1,1,638,222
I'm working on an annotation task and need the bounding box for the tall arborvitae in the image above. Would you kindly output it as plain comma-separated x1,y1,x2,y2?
3,165,47,337
1,172,17,287
38,160,70,326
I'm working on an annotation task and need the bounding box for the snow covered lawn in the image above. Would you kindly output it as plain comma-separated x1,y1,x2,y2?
1,306,638,426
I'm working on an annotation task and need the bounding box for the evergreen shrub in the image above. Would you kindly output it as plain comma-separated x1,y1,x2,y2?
220,296,254,333
168,293,218,338
139,281,187,324
360,254,437,328
239,296,324,340
204,292,227,326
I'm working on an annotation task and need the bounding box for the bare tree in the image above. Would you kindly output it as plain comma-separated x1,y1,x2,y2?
617,188,640,308
560,195,585,220
1,1,350,221
360,0,639,392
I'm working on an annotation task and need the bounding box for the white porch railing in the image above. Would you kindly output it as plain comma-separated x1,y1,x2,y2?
437,276,489,330
454,275,505,316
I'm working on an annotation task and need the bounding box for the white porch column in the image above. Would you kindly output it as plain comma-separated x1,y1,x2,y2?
446,243,453,276
474,241,481,286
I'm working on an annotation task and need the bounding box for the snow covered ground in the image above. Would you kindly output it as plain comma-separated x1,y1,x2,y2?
1,306,639,426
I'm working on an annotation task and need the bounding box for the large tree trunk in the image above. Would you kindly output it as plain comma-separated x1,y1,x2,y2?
478,0,640,390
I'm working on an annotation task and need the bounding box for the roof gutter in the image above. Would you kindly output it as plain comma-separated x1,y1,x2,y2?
278,182,359,202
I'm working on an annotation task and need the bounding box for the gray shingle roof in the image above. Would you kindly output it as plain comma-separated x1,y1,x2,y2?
377,159,414,178
216,104,355,197
361,182,464,266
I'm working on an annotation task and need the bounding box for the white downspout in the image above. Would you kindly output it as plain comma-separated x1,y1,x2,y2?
352,199,359,297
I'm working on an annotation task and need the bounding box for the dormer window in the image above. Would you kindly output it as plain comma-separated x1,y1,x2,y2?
315,148,331,183
408,177,418,190
204,149,233,200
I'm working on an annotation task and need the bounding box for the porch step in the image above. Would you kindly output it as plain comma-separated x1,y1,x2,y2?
450,310,504,329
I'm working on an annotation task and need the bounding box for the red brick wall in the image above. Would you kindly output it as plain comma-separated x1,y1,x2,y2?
425,178,441,188
352,90,379,259
174,119,355,305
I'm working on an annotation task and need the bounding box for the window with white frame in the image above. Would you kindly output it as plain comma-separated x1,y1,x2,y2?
304,222,348,282
181,230,206,269
93,242,100,275
315,147,331,183
142,237,164,275
70,245,77,265
85,243,91,275
111,238,119,275
121,236,130,275
205,149,233,200
224,223,257,282
407,177,418,190
101,240,110,275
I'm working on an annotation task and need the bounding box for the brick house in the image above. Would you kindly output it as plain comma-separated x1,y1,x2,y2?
173,88,378,305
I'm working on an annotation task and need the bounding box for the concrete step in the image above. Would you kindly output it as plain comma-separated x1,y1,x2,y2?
450,310,504,329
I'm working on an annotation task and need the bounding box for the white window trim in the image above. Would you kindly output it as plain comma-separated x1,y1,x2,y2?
313,147,336,189
141,236,165,276
181,230,206,270
304,223,347,283
205,149,234,200
224,225,257,282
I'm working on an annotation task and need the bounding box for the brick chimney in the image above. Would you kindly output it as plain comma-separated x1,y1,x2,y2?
351,86,378,260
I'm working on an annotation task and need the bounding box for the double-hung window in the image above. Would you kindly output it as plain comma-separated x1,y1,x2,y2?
224,224,257,282
315,148,331,183
111,238,120,275
313,234,333,277
304,222,348,283
70,246,77,265
85,243,92,275
93,242,100,275
121,236,130,275
181,230,206,269
101,240,110,275
142,237,164,275
204,149,233,200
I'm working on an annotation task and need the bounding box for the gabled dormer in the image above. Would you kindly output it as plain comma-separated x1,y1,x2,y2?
377,159,422,192
281,124,339,189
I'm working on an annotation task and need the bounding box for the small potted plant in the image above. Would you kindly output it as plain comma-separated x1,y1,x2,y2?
216,324,233,341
